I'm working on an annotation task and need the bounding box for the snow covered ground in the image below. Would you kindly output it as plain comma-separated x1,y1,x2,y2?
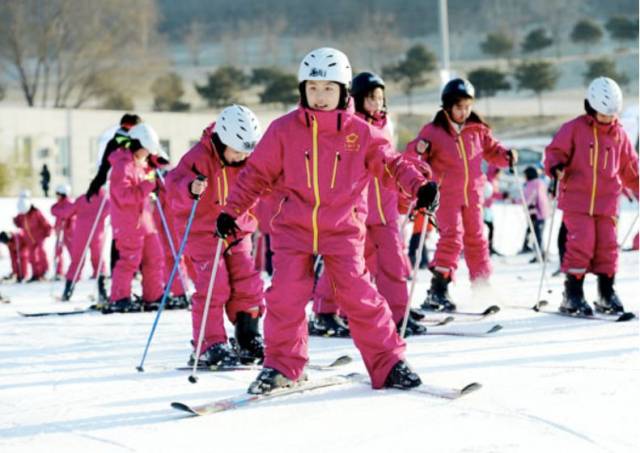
0,197,638,453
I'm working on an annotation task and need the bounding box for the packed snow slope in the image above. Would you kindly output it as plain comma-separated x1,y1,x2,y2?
0,197,638,453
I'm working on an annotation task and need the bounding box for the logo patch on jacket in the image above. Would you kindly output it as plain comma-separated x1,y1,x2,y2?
345,133,360,152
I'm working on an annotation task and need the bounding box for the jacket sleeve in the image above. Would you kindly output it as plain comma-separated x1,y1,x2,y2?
618,133,640,193
224,123,284,218
165,148,205,212
35,210,52,238
366,126,427,198
544,122,574,178
481,127,511,167
110,161,155,207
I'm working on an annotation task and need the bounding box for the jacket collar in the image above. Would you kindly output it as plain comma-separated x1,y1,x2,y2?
297,100,356,133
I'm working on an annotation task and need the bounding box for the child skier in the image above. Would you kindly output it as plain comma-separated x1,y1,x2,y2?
215,48,439,394
405,78,515,312
0,231,29,282
522,166,550,263
544,77,639,315
311,71,427,336
103,123,165,313
50,184,75,280
166,105,266,366
59,188,110,302
13,191,52,281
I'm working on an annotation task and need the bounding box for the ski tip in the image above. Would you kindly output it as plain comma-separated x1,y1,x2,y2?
487,324,503,334
460,382,482,395
171,402,198,416
532,300,548,311
484,305,501,315
331,355,353,367
617,312,636,322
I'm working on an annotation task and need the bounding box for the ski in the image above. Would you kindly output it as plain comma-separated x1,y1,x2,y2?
17,307,96,317
419,315,455,326
419,305,500,319
170,372,481,416
175,355,353,372
426,324,503,337
532,301,636,322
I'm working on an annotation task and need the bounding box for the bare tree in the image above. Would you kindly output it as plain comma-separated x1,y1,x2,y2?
0,0,163,108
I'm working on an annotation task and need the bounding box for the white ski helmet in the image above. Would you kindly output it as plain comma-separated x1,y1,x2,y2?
214,105,262,153
298,47,352,86
587,77,623,116
17,191,30,214
55,183,71,196
128,123,162,155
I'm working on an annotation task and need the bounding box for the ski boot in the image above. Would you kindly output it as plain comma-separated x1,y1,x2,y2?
421,270,456,312
101,297,142,314
398,316,427,336
594,274,624,314
188,342,239,368
61,279,74,301
167,294,190,310
140,295,161,311
308,313,350,337
233,311,264,364
384,361,422,390
409,308,425,321
248,367,307,395
559,274,593,316
97,275,108,303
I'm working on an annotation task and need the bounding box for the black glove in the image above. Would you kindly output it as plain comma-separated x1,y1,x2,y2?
216,212,239,239
550,163,565,178
148,154,169,169
416,182,439,212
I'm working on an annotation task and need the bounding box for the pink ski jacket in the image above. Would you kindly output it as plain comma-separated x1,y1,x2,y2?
166,123,257,237
57,190,110,242
13,207,52,246
51,197,76,241
405,114,511,207
108,149,157,237
223,104,428,254
544,114,639,217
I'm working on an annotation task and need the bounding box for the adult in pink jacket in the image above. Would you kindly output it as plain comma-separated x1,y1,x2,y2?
311,71,425,337
544,77,639,315
405,78,514,312
103,123,165,313
0,231,29,282
166,106,265,366
50,184,76,279
13,192,52,281
152,174,190,309
215,48,439,395
59,188,110,302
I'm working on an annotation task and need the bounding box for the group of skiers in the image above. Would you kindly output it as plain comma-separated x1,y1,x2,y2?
0,46,638,395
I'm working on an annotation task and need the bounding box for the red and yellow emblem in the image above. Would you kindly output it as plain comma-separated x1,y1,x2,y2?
345,133,360,152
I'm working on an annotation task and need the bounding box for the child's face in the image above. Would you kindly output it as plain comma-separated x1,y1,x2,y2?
133,148,150,162
450,98,473,124
595,112,615,124
305,80,341,111
223,147,249,164
363,87,385,116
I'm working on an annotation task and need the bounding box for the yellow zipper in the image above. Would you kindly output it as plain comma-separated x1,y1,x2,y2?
23,218,34,242
457,136,470,207
603,149,608,170
589,125,599,216
216,176,222,205
311,119,321,254
221,166,229,205
304,152,311,188
373,177,387,225
330,152,340,189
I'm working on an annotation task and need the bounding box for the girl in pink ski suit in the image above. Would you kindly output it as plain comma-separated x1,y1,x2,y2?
544,77,639,315
216,48,438,393
166,107,265,366
405,78,513,312
50,186,76,278
13,203,52,281
312,71,425,336
105,123,165,312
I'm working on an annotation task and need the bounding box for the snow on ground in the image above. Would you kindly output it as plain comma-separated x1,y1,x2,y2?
0,197,638,453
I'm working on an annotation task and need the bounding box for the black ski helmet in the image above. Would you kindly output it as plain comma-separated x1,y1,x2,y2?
441,78,475,108
351,72,385,99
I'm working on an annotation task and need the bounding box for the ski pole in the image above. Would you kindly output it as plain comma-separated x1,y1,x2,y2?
49,228,64,297
94,217,110,302
152,189,190,294
188,238,224,383
619,210,639,249
66,195,108,297
512,165,544,266
400,208,430,338
137,194,201,372
535,179,559,305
